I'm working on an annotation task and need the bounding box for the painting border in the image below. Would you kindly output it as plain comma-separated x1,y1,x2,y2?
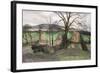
11,1,98,72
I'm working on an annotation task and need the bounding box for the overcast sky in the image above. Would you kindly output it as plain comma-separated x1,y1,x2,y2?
23,10,91,31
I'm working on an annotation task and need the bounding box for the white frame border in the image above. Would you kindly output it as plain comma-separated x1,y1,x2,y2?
16,3,96,70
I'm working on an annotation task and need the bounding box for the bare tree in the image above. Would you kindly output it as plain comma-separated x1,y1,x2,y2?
55,12,83,48
45,15,61,47
48,16,62,47
48,16,53,47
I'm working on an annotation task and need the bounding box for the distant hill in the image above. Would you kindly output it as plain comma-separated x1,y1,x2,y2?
23,24,90,35
23,24,64,31
32,24,64,29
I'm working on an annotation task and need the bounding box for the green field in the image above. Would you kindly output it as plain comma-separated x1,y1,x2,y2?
22,31,90,44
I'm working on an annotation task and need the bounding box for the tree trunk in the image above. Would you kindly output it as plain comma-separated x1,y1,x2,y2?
24,33,29,44
29,32,32,44
64,30,68,48
39,30,41,41
80,35,88,51
51,31,54,47
62,27,68,48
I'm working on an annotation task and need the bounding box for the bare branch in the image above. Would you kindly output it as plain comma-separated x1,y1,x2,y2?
55,12,67,26
59,12,66,20
54,19,62,24
55,12,64,20
68,17,79,27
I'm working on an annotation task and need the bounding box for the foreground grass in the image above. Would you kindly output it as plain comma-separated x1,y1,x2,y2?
57,50,90,61
22,45,91,62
